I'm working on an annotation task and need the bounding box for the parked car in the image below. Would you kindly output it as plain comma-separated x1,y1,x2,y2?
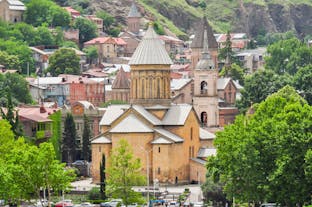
100,202,113,207
55,200,74,207
260,203,279,207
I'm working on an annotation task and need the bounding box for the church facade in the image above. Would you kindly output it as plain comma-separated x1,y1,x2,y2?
91,25,211,184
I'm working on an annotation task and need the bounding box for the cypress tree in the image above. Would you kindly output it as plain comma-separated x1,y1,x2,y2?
100,154,106,200
82,114,91,161
62,113,77,164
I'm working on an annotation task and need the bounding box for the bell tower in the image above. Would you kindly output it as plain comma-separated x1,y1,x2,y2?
193,30,219,127
129,24,173,106
127,2,141,34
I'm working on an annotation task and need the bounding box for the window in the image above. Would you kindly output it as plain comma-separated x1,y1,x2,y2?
158,167,161,174
190,127,193,140
158,147,161,153
200,81,208,95
99,146,101,152
189,146,191,158
200,112,207,126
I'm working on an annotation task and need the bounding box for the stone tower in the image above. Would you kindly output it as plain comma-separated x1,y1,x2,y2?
193,30,219,127
190,17,218,77
129,24,173,106
127,2,141,34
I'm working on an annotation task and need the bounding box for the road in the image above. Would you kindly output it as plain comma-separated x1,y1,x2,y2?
72,179,203,203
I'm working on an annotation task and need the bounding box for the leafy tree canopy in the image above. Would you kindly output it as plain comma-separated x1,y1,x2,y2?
265,38,312,75
209,86,312,206
24,0,70,27
236,69,292,112
107,139,146,205
73,17,97,45
47,48,80,76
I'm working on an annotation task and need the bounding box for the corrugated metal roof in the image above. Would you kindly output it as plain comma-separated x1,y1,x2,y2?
197,148,216,158
33,77,63,85
199,128,216,140
133,105,162,125
9,5,25,10
128,2,141,18
7,0,24,5
162,104,192,125
129,25,173,65
110,114,154,133
154,128,184,143
91,135,112,144
151,137,173,144
77,101,95,110
99,105,130,125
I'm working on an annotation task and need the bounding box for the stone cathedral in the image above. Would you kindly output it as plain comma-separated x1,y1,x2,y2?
91,25,214,184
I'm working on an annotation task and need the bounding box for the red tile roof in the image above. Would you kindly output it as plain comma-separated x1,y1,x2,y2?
84,37,127,46
170,72,183,79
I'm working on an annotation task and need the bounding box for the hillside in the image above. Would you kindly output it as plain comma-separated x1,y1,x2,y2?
85,0,312,39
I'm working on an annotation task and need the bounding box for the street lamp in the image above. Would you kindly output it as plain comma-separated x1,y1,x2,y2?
140,146,153,207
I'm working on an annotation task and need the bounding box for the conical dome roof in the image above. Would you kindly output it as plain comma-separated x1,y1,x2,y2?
112,67,130,89
128,2,141,18
191,16,218,49
196,30,215,70
129,24,173,65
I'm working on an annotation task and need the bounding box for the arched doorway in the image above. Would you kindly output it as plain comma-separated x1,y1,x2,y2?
201,111,207,126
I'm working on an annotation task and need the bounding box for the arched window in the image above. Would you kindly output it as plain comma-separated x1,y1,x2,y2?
201,111,207,126
142,79,145,99
200,81,208,94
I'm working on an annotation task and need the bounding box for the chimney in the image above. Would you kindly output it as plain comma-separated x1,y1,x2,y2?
40,103,47,113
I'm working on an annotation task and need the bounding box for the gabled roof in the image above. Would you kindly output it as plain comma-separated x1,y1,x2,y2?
132,105,162,125
7,0,25,11
217,78,231,90
91,135,112,144
154,128,184,143
111,67,130,89
75,101,95,110
84,37,127,46
151,137,173,144
129,25,173,65
162,104,192,125
197,148,216,158
110,114,154,133
171,78,192,91
199,128,216,140
191,17,218,49
99,105,130,125
128,2,141,18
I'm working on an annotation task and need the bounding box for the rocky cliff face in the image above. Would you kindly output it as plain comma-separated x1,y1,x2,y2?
87,0,312,39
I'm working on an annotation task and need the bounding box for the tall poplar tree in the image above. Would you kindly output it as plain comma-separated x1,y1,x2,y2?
100,154,106,200
82,114,91,161
62,113,77,164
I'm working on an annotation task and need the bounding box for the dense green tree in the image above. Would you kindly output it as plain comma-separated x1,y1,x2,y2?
219,63,245,85
74,17,97,45
24,0,70,27
0,51,20,70
83,46,98,64
35,26,55,46
0,92,23,138
62,113,77,164
62,41,79,49
0,39,34,74
82,114,91,161
96,11,115,32
107,139,145,205
208,86,312,206
293,64,312,105
265,38,312,75
0,120,74,205
0,73,33,104
100,154,107,200
236,69,292,112
153,21,165,35
13,22,37,45
47,48,80,76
